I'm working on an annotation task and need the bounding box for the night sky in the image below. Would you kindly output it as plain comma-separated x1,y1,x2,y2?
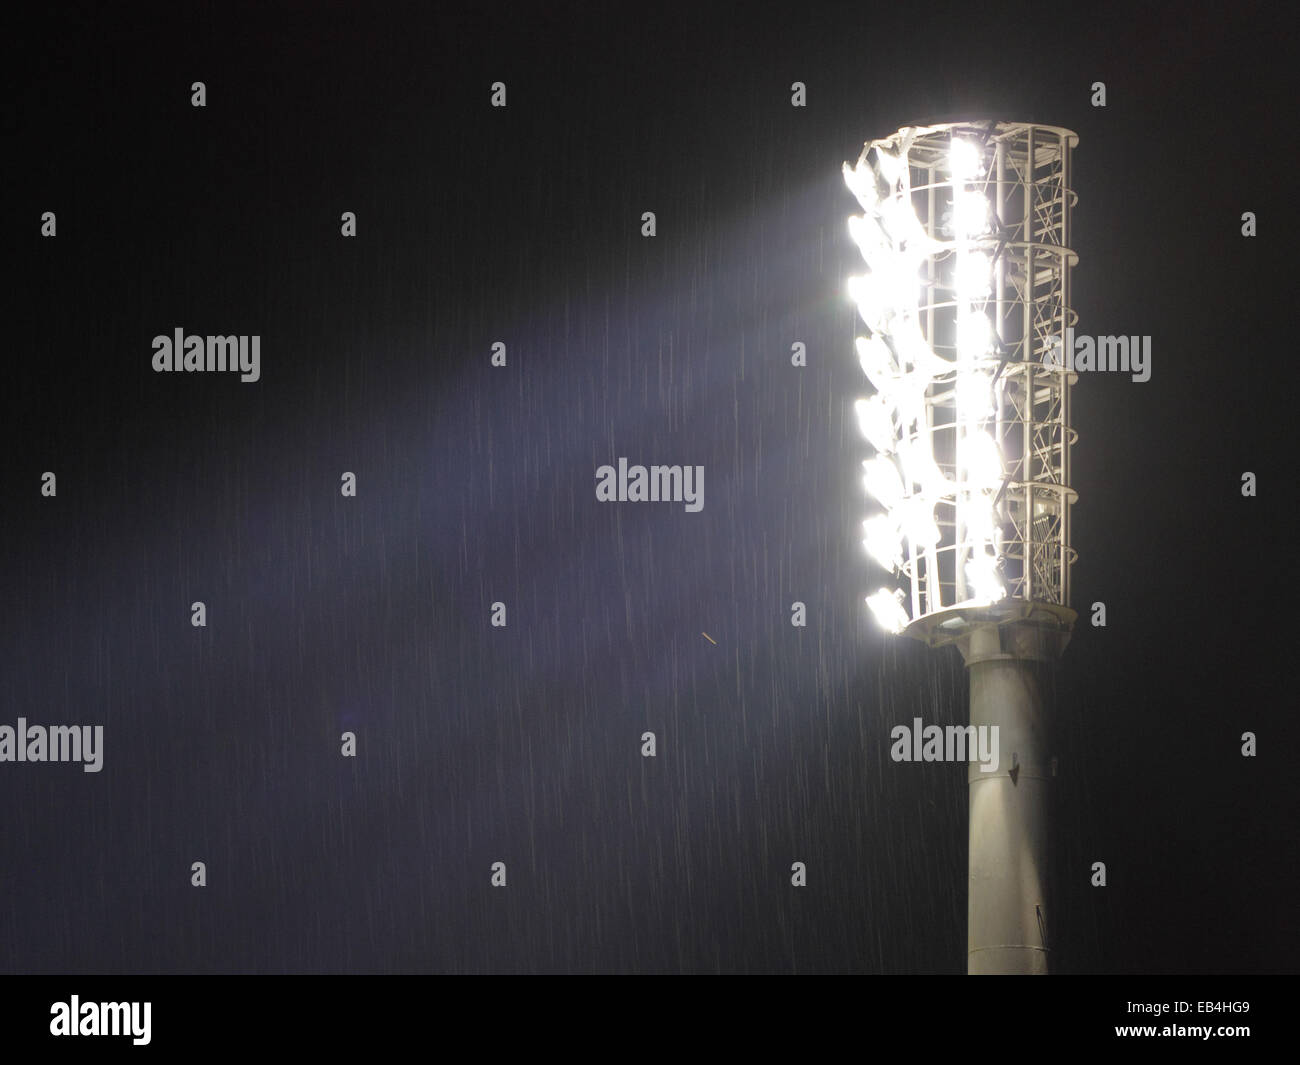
6,0,1296,975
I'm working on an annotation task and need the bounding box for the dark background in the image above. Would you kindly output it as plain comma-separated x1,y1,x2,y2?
5,0,1295,973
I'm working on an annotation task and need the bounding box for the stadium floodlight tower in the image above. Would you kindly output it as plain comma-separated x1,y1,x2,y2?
845,121,1079,975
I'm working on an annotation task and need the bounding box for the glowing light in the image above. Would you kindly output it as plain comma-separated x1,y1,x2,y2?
877,195,931,252
956,371,995,420
897,497,942,548
873,145,905,187
842,160,882,212
848,274,918,335
956,311,993,359
891,318,953,379
963,498,997,544
949,138,983,182
965,552,1006,603
951,190,991,237
961,431,1004,492
862,515,903,572
954,252,993,299
862,456,904,508
855,333,896,384
866,587,910,633
847,214,891,266
898,437,952,499
854,396,896,454
857,338,931,431
845,122,1079,626
846,275,878,330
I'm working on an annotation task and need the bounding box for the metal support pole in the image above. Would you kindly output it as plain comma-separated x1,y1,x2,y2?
959,618,1065,975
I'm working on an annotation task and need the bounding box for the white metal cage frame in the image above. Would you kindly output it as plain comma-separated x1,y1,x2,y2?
848,121,1079,635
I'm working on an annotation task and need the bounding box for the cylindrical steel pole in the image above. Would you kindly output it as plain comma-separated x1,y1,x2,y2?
961,620,1058,974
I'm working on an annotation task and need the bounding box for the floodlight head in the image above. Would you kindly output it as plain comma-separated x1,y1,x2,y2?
845,122,1079,646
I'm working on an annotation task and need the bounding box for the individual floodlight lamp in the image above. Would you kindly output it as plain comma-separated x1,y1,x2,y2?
854,396,897,454
844,121,1080,975
866,587,910,634
862,515,904,572
861,456,905,509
